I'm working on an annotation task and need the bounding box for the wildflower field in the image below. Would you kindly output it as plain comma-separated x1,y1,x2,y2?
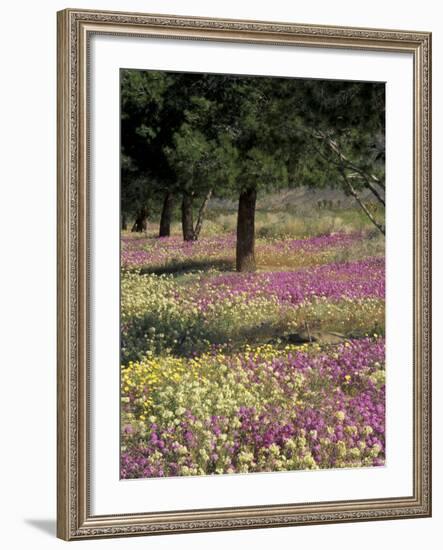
120,210,386,479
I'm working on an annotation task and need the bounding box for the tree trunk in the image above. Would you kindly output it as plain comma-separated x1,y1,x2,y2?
236,187,257,272
193,189,212,241
159,192,174,237
181,193,195,241
121,213,127,231
131,206,149,233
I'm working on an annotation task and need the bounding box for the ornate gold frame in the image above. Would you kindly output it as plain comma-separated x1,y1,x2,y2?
57,8,432,540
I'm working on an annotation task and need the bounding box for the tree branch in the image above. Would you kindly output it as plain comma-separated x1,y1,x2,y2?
339,171,385,235
364,178,385,206
313,130,386,205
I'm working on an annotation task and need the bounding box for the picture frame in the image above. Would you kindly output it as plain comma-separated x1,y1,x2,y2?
57,8,432,540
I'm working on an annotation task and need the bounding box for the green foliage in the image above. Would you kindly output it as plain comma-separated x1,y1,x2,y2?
121,69,385,227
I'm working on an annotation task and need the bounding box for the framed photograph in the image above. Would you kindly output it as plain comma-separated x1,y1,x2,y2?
57,8,431,540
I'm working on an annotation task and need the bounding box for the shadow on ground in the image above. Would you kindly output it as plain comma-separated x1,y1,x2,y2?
25,518,56,537
140,258,233,276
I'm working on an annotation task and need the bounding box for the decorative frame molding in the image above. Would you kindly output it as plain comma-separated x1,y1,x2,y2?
57,8,431,540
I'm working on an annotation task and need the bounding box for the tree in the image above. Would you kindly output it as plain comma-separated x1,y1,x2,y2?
121,69,186,235
121,70,237,239
293,80,386,234
221,77,386,269
187,75,306,271
166,117,239,241
121,71,168,230
121,70,385,265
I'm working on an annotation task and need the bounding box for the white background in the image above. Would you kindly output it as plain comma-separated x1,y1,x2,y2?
0,0,441,548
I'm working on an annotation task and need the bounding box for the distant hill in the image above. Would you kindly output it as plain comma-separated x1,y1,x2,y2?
208,186,376,212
